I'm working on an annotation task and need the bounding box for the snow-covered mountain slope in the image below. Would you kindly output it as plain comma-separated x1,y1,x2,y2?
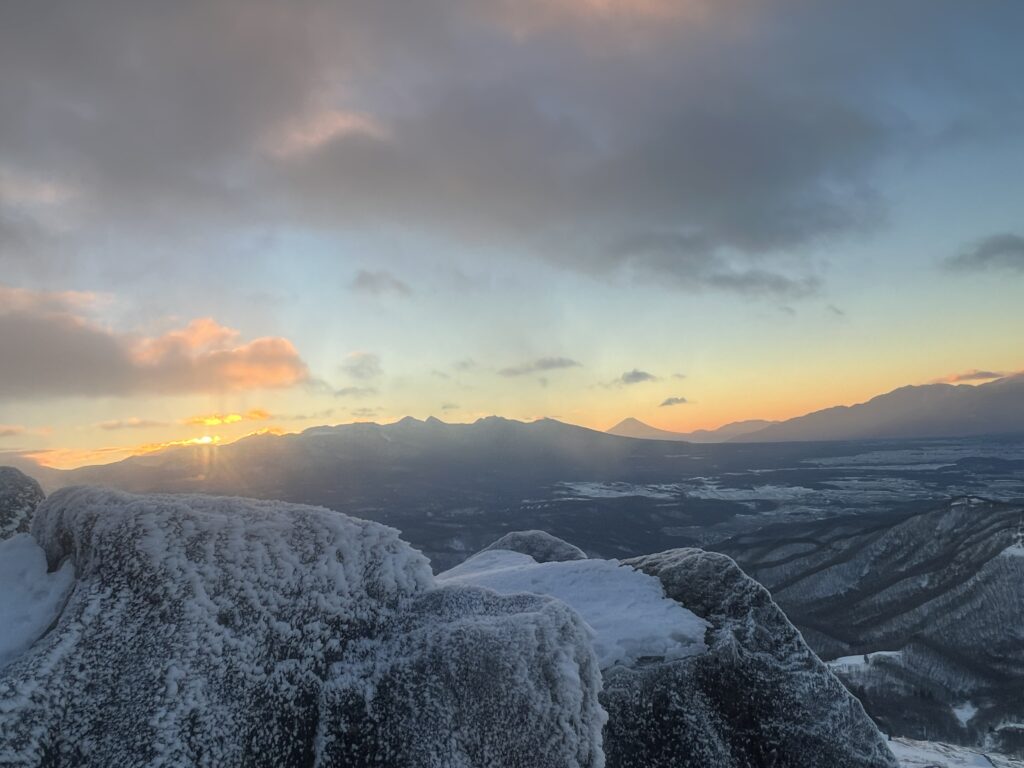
0,488,605,767
719,497,1024,754
0,466,44,540
444,536,897,768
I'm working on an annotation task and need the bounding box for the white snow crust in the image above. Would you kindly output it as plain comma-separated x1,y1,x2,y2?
439,549,708,668
0,534,74,670
891,737,1022,767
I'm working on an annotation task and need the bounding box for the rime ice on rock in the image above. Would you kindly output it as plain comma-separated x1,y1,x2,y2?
0,488,605,768
0,467,44,540
603,548,898,768
480,529,588,562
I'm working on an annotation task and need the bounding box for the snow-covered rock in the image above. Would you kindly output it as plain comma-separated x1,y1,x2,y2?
0,466,44,540
454,532,896,767
480,529,587,562
602,548,898,767
0,488,604,767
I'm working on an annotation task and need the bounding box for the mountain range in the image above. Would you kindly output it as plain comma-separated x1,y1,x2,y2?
610,373,1024,443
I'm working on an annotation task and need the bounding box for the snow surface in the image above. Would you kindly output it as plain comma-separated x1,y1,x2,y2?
0,534,74,669
439,549,709,668
952,701,978,726
556,481,679,500
827,651,903,672
891,737,1022,767
1001,542,1024,558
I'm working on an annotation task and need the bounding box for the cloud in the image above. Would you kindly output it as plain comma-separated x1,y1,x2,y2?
350,269,413,297
440,402,459,411
498,356,583,377
453,358,477,372
340,351,383,380
350,407,379,419
0,425,27,438
0,285,309,400
946,233,1024,273
5,1,1021,295
275,408,336,422
97,418,170,431
334,386,378,398
182,409,271,427
619,369,657,385
672,373,687,380
266,110,388,159
934,369,1007,384
659,396,688,407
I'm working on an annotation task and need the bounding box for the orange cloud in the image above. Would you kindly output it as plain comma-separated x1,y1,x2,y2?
931,369,1010,384
183,409,272,427
0,286,309,399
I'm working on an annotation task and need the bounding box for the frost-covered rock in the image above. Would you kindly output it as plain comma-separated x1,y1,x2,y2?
481,529,587,562
603,548,898,767
449,534,896,768
0,466,44,540
319,585,606,767
0,488,604,767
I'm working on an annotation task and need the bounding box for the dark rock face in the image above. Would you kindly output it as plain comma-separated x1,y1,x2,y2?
0,488,604,767
603,548,897,768
481,529,588,562
0,467,44,540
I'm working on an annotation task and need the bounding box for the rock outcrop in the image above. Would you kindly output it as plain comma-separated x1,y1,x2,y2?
0,488,604,767
605,548,898,767
0,466,44,540
451,532,897,768
481,529,587,562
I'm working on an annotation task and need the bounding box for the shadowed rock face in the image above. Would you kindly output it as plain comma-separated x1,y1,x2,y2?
0,488,604,768
481,529,588,562
605,548,897,768
0,467,44,540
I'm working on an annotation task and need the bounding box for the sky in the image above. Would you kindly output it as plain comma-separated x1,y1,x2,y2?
1,0,1023,468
